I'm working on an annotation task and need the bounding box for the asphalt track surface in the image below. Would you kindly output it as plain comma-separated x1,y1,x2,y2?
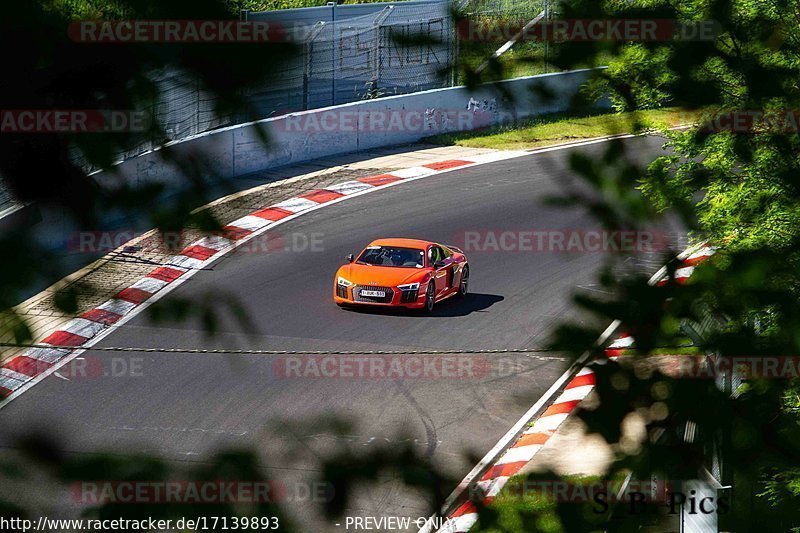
0,135,684,530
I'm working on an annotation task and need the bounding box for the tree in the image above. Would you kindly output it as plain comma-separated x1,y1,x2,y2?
495,0,800,529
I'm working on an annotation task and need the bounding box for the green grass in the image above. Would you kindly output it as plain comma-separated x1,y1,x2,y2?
479,475,565,532
480,474,623,532
482,471,644,531
426,108,698,150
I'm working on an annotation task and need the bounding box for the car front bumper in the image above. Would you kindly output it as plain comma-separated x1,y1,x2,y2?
334,283,428,308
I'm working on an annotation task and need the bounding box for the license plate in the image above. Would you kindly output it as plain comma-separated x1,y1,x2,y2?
361,290,385,298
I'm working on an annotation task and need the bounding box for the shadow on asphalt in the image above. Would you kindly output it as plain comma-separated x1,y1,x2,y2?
341,292,504,317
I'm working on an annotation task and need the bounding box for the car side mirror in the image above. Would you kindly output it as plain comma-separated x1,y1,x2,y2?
433,260,445,269
346,254,354,263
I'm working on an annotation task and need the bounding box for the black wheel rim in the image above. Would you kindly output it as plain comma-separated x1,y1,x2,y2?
427,285,434,310
461,268,469,293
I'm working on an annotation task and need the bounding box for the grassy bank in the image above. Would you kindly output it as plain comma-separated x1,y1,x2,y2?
426,108,698,150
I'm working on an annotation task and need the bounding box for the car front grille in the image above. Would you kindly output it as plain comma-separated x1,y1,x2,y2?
353,285,394,304
400,289,419,303
336,285,349,299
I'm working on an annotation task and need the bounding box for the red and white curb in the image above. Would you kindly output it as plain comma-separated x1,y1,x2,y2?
0,151,534,403
430,243,716,533
5,132,657,403
440,365,599,532
654,244,716,287
0,131,702,397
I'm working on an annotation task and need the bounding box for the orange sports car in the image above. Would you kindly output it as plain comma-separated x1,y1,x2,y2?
334,238,469,312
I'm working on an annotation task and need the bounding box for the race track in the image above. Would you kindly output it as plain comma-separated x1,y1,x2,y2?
0,135,684,530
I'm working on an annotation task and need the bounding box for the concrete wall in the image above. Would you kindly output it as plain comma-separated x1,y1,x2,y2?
96,68,607,190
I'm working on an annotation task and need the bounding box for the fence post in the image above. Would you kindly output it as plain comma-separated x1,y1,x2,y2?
303,41,311,111
328,2,337,106
372,13,381,97
453,17,460,86
544,0,549,73
371,6,394,98
304,22,327,111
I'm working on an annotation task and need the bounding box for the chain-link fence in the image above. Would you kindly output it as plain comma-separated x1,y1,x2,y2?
244,0,456,114
15,0,558,186
67,0,461,175
4,0,560,212
458,0,550,78
66,69,229,174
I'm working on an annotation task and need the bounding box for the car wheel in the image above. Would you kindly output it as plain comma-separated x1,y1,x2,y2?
423,282,435,314
457,265,469,298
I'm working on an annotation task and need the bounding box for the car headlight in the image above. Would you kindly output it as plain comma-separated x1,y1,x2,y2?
337,276,353,287
397,282,420,291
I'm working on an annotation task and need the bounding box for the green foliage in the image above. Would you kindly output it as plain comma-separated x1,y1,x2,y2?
606,45,676,111
536,0,800,528
43,0,131,18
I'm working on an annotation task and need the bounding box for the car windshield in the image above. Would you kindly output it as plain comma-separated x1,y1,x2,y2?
357,246,425,268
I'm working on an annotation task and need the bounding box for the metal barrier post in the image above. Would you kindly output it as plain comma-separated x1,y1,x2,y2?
544,0,549,73
328,2,337,106
303,41,311,111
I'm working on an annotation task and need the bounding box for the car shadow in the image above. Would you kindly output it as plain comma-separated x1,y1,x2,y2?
341,293,503,317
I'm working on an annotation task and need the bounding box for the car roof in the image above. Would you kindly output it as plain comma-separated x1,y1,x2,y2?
367,238,433,249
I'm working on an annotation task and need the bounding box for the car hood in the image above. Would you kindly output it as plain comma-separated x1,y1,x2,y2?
338,263,426,287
